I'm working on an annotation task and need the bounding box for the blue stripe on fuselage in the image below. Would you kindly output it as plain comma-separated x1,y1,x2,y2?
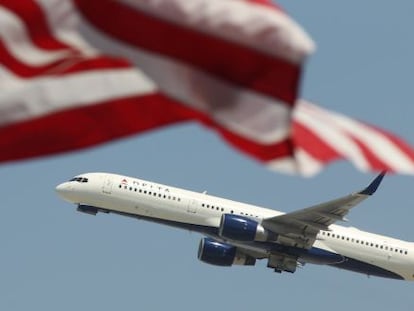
101,208,404,280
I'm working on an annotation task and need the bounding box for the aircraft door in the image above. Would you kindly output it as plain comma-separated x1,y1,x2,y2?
102,176,113,195
383,242,392,261
187,199,198,214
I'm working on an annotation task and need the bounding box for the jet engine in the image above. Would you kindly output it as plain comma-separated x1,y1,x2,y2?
219,214,269,241
198,237,256,266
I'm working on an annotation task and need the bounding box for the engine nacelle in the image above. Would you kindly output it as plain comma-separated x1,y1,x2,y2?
219,214,268,241
198,238,256,266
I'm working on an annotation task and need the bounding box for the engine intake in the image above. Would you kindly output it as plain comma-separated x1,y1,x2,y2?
219,214,268,241
198,238,256,266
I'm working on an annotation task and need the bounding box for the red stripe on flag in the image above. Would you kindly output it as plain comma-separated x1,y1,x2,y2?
292,120,342,162
246,0,283,11
293,118,414,173
365,123,414,163
0,89,293,163
74,0,301,105
178,106,293,161
0,93,191,162
0,39,131,77
0,0,76,52
349,136,391,172
59,56,131,74
214,125,293,162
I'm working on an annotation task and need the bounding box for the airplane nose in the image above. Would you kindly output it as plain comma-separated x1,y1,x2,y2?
55,182,73,201
55,183,66,194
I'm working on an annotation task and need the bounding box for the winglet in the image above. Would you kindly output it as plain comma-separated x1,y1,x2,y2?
359,171,386,195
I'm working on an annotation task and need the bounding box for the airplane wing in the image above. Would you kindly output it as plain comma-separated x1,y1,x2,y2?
261,172,385,248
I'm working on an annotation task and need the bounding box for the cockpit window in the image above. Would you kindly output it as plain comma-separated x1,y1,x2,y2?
69,177,89,183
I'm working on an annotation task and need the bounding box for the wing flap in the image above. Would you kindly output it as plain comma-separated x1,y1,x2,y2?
262,172,385,248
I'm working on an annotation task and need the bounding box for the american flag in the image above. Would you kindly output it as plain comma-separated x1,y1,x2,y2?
0,0,413,176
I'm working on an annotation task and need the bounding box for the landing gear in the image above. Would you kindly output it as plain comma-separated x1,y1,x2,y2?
267,254,298,273
77,204,98,215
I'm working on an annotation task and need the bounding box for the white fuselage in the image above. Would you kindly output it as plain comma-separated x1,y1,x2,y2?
56,172,414,280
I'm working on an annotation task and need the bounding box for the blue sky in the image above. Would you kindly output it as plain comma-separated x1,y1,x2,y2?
1,1,414,310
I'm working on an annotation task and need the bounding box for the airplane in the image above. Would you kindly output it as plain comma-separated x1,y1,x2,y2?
55,172,414,281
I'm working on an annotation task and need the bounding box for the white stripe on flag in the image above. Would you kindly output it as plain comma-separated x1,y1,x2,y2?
0,67,157,126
